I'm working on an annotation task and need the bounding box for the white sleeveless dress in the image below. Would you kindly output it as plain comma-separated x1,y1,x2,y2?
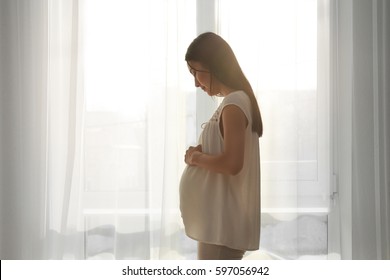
179,91,261,251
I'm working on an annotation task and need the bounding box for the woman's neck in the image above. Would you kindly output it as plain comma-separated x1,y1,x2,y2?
219,85,237,97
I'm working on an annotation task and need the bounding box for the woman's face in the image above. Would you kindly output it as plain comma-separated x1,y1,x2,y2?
187,61,214,96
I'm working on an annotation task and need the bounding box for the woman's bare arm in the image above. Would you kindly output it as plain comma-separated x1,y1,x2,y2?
185,105,247,175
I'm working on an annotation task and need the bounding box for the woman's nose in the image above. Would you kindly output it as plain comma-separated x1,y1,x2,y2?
194,77,200,88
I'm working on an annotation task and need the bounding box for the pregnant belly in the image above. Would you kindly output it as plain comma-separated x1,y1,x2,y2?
180,166,204,194
179,166,207,214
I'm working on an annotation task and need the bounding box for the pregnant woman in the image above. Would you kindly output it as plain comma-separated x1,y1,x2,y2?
179,32,263,260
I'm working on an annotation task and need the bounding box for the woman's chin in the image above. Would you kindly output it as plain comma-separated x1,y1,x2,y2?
205,89,216,96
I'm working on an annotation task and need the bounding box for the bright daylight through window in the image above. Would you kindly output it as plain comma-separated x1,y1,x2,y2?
83,0,329,259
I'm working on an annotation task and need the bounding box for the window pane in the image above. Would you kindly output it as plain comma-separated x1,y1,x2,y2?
218,0,329,210
83,0,196,259
217,0,329,259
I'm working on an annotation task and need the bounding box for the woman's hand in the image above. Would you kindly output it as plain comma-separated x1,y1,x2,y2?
184,145,202,166
183,105,247,175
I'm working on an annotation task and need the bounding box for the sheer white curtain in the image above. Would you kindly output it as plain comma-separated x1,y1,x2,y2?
0,0,83,259
1,0,47,259
81,0,195,260
329,0,390,260
0,0,197,260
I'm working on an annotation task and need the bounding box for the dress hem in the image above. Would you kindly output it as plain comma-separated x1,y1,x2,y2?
184,229,259,252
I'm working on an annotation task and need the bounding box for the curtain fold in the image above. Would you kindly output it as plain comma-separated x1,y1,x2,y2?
1,0,49,259
332,0,390,259
350,0,390,260
45,0,84,259
0,0,83,259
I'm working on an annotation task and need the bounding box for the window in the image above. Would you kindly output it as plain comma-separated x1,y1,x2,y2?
82,0,330,259
83,0,196,259
216,0,330,259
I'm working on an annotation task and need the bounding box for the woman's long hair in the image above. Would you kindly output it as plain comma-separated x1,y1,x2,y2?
185,32,263,137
